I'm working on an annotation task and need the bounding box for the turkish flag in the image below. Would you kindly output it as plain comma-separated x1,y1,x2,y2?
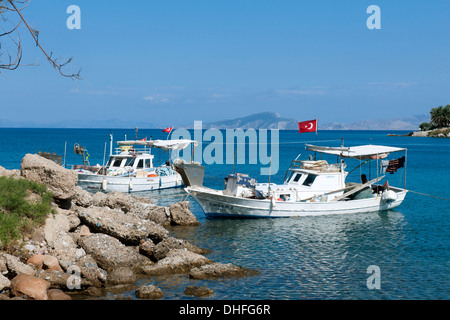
162,127,173,133
298,119,317,133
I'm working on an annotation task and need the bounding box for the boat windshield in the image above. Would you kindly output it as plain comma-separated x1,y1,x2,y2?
125,157,135,167
108,157,125,168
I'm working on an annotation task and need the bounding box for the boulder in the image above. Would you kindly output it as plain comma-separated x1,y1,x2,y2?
72,186,93,207
79,233,151,270
169,201,199,226
10,274,50,300
135,284,164,300
107,267,136,286
20,153,78,200
152,236,211,261
47,289,72,300
189,262,259,279
77,206,168,245
27,254,63,272
139,239,155,259
146,206,171,226
43,213,79,268
140,249,212,276
0,165,20,178
0,253,35,277
0,273,11,291
54,207,81,230
74,255,106,287
184,285,214,297
91,192,133,213
35,270,92,290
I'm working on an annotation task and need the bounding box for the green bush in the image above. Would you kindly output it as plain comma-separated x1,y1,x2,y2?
0,176,54,247
419,122,432,131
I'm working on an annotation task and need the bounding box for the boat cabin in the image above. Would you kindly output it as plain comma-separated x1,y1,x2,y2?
106,153,155,171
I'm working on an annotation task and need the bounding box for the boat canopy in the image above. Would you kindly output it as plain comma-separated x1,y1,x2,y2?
116,139,198,151
305,144,406,160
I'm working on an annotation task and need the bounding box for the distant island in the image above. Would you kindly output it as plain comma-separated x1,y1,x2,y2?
0,111,431,131
193,111,428,131
390,105,450,137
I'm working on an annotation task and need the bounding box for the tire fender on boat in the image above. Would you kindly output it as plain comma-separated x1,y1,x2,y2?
102,179,107,191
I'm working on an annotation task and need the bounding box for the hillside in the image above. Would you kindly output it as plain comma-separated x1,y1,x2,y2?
193,112,428,130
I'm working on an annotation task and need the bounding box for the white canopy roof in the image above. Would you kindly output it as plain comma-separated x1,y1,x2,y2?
305,144,406,159
117,139,198,151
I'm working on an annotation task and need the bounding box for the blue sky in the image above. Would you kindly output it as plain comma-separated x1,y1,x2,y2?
1,0,450,127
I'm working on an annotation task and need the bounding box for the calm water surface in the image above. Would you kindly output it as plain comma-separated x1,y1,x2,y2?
0,128,448,299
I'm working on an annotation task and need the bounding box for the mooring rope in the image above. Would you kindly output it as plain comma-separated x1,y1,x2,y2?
407,190,450,202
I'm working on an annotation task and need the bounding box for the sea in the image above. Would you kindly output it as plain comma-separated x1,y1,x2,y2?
0,128,449,300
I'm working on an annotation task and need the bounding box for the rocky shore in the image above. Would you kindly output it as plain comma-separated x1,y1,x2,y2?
0,154,258,300
388,127,450,137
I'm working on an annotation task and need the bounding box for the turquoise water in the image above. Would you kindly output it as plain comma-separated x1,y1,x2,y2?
0,128,449,299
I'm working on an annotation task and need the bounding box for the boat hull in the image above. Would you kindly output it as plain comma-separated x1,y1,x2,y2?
78,173,184,193
186,187,407,218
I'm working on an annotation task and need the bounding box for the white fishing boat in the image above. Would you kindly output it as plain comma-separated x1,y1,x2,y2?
184,143,408,218
74,138,197,193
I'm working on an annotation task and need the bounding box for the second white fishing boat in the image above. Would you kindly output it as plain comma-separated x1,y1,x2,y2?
75,138,197,193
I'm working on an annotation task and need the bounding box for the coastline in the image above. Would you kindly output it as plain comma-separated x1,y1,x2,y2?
0,154,258,300
388,127,450,138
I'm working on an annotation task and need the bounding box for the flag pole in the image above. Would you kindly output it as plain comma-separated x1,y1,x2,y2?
315,118,318,160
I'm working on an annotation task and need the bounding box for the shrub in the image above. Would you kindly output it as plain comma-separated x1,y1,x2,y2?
0,176,54,247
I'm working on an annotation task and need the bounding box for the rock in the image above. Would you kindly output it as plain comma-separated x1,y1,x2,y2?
79,225,91,237
74,255,105,287
72,186,93,207
47,289,72,300
92,192,133,213
189,262,259,279
20,153,78,200
55,207,81,230
107,267,136,286
146,206,171,226
169,201,199,226
77,206,169,245
43,213,79,267
10,274,50,300
27,254,63,272
0,165,20,178
0,293,10,300
79,233,151,270
35,270,92,290
139,239,155,259
0,273,11,291
0,253,35,277
184,285,214,297
0,254,7,274
140,249,212,276
152,236,211,261
135,284,164,300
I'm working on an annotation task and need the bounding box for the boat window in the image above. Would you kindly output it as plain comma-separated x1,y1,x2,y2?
145,159,151,169
302,174,317,186
293,173,302,182
125,158,135,167
136,159,144,169
112,158,123,167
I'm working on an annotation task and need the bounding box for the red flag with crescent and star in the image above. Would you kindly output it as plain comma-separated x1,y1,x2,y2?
162,127,173,133
298,119,317,133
